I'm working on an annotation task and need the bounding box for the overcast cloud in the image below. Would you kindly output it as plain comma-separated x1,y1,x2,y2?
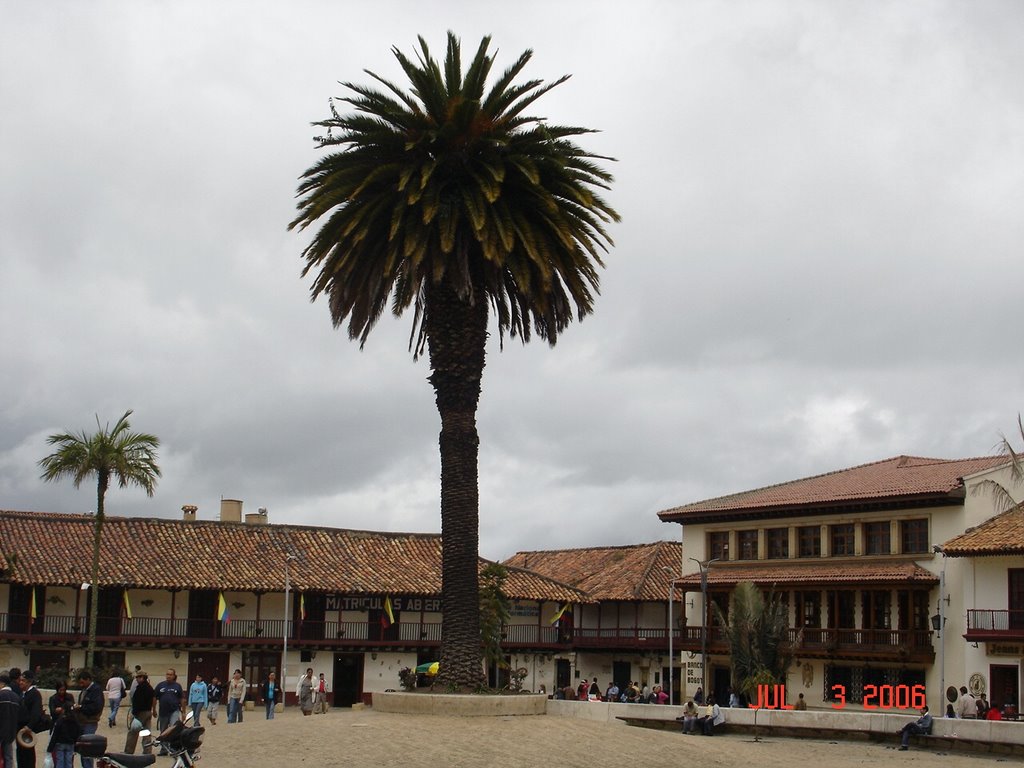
2,1,1022,561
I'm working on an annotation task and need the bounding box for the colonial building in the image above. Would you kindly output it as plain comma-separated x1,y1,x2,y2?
656,455,1023,712
942,501,1024,712
0,502,589,703
504,541,681,697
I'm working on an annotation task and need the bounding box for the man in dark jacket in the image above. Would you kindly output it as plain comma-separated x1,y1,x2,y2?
74,671,104,768
16,670,44,768
0,672,22,768
124,670,154,755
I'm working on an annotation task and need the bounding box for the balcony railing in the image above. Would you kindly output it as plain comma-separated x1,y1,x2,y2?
0,612,935,659
966,609,1024,640
676,625,934,660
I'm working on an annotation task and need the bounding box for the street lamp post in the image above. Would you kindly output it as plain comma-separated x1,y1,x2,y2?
283,553,297,707
689,554,723,699
668,576,675,705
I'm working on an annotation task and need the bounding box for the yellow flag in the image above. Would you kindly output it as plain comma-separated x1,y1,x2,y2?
123,590,133,620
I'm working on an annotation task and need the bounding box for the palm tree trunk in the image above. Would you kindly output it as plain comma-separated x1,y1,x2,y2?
87,472,108,670
426,274,489,691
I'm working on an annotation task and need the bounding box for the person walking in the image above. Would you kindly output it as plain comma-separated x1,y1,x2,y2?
226,670,246,724
188,674,208,723
297,669,314,716
105,672,126,728
124,670,153,755
259,673,279,720
313,674,330,715
152,669,183,755
206,677,223,726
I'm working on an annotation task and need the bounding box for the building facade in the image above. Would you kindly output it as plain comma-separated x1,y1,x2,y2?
504,541,683,699
0,502,589,703
657,455,1023,712
942,501,1024,714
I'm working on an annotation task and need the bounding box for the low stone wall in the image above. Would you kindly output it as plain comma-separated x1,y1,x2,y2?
372,692,547,717
546,700,1024,753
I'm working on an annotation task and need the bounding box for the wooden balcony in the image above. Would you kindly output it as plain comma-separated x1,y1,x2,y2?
965,609,1024,642
0,611,676,652
0,613,444,649
675,625,935,663
1,612,929,660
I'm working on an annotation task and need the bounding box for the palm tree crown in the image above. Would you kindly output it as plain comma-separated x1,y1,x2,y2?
39,409,161,668
290,31,619,353
290,32,618,689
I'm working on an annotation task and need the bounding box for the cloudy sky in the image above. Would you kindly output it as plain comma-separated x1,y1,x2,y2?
1,1,1022,561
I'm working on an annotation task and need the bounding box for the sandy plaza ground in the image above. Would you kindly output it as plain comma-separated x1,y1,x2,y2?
174,705,1023,768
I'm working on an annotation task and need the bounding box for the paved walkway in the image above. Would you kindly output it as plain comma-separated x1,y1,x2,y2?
194,705,1013,768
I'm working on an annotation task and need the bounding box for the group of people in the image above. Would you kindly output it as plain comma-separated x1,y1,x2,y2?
942,686,1014,721
0,667,103,768
1,664,337,768
552,679,671,704
677,696,726,735
296,669,331,716
221,668,331,722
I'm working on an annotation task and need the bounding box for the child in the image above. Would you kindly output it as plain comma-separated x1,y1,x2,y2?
47,686,81,768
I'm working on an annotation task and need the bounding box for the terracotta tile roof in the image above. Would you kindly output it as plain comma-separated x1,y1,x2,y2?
0,510,588,603
503,541,681,601
672,561,939,590
658,455,1010,524
941,503,1024,557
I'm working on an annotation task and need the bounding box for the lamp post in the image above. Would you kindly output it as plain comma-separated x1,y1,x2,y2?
932,545,948,712
689,554,723,699
664,567,683,706
667,573,675,705
283,553,297,707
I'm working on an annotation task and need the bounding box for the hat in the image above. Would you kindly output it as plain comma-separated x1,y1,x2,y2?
135,669,148,678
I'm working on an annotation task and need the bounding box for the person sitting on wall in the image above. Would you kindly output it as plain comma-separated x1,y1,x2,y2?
897,705,932,750
702,696,725,736
794,693,807,711
677,699,700,734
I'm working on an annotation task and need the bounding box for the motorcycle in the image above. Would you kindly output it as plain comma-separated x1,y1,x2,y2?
151,712,205,768
74,732,156,768
74,711,204,768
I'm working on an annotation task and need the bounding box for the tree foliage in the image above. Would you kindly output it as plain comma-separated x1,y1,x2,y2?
39,410,161,669
714,581,798,701
479,563,511,670
974,413,1024,512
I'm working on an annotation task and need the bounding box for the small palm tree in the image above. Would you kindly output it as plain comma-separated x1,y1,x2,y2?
715,582,798,703
973,414,1024,512
290,32,618,688
479,563,511,677
39,410,161,669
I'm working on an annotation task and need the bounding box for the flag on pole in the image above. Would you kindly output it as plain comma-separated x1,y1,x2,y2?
381,595,395,629
300,593,307,621
550,603,572,625
217,592,230,624
30,589,37,625
123,590,133,620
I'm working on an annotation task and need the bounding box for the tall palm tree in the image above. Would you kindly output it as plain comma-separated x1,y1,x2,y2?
290,32,618,689
39,410,161,669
